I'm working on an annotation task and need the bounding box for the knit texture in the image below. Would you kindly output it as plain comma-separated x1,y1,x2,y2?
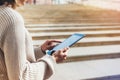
0,5,55,80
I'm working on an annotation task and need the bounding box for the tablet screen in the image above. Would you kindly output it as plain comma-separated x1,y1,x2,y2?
47,33,85,55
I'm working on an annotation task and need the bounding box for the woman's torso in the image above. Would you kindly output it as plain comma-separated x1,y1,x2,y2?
0,5,36,80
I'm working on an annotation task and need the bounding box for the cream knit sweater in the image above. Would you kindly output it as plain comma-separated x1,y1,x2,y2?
0,5,55,80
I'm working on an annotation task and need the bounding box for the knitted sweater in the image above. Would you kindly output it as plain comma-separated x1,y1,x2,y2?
0,5,55,80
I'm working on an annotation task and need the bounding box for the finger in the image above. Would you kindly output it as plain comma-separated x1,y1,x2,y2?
62,47,69,53
54,50,67,63
57,55,67,62
55,49,67,57
47,40,62,45
47,43,60,50
49,40,62,43
53,50,62,57
58,50,67,59
63,54,67,60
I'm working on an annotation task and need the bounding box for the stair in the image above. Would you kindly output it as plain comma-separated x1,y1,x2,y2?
26,24,120,61
26,24,120,80
20,4,120,80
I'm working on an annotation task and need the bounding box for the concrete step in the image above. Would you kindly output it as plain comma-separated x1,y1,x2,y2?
30,30,120,40
64,45,120,63
26,25,120,29
25,18,120,24
27,26,120,33
49,58,120,80
25,24,120,28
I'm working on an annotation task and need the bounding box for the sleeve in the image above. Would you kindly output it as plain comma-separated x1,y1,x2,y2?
34,46,45,60
2,14,55,80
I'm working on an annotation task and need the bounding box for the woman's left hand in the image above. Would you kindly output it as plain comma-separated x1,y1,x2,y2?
52,47,69,63
41,40,61,53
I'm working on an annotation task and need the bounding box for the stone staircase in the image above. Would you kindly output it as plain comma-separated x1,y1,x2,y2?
18,4,120,80
26,24,120,80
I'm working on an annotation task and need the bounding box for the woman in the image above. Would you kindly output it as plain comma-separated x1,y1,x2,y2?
0,0,69,80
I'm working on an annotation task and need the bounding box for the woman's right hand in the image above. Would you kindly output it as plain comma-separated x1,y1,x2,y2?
41,40,61,53
52,47,69,63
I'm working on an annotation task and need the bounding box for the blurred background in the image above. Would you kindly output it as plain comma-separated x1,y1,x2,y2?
17,0,120,80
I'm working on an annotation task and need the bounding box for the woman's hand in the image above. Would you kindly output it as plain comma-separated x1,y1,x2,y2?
52,47,69,63
41,40,61,53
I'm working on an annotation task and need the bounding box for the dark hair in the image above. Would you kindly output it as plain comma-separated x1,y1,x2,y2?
0,0,16,8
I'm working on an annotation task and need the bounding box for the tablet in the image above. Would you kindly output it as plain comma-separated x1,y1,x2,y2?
46,33,85,55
